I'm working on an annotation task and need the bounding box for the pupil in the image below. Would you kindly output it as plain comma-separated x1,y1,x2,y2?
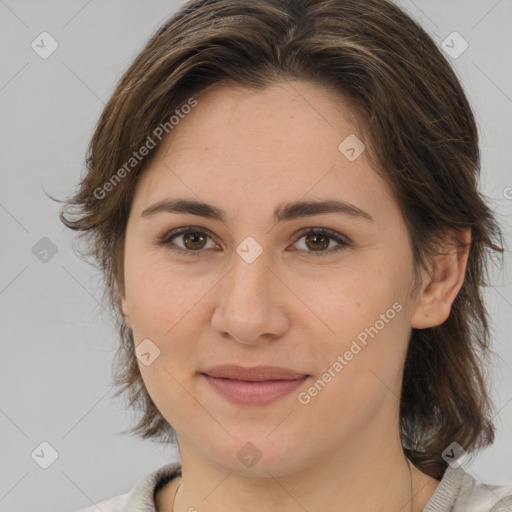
306,233,328,251
185,232,205,250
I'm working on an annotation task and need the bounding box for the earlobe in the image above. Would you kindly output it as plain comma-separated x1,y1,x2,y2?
121,296,132,328
412,228,471,329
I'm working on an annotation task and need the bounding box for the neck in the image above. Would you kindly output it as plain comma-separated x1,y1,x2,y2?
161,428,440,512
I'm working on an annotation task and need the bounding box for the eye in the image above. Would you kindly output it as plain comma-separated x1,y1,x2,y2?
290,228,349,257
158,227,219,256
158,226,349,257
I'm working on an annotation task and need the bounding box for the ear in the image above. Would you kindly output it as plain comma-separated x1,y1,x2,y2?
120,294,132,329
412,228,471,329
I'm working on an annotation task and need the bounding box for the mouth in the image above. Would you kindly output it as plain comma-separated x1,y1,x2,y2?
201,365,310,406
202,364,309,381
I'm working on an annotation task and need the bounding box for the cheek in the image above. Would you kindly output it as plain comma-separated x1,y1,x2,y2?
125,255,207,341
124,258,205,424
294,250,412,396
299,306,410,439
124,255,211,404
290,254,408,342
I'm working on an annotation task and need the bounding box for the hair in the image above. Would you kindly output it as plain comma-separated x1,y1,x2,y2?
54,0,504,480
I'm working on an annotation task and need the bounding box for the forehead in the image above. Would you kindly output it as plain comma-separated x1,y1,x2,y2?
129,80,400,228
163,79,360,154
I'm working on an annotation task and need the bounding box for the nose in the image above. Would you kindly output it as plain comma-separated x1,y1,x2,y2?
210,247,290,345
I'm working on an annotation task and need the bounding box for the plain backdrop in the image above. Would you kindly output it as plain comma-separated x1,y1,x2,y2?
0,1,511,511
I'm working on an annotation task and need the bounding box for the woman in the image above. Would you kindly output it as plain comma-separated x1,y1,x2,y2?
58,0,511,510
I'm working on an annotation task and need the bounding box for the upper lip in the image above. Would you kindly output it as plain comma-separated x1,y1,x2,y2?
202,365,309,381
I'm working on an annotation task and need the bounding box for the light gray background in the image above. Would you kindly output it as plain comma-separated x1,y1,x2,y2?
0,1,511,511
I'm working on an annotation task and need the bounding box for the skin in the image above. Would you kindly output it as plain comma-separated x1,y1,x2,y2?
120,80,470,512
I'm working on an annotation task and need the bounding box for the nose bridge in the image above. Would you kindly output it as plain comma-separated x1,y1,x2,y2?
211,240,288,343
226,243,273,307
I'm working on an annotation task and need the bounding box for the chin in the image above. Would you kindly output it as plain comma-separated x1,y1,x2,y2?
205,434,308,478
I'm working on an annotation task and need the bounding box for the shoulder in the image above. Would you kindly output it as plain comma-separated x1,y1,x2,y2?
425,465,512,512
69,461,182,512
458,469,512,512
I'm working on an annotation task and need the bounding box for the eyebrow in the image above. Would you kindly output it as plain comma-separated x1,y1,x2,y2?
140,198,374,224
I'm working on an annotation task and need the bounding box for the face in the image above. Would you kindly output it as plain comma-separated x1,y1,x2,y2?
121,80,422,476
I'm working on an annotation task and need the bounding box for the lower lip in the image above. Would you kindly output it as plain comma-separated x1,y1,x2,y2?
203,374,309,406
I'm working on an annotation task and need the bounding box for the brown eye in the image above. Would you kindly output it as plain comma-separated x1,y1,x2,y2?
292,228,349,257
159,227,218,256
182,232,208,250
304,233,330,251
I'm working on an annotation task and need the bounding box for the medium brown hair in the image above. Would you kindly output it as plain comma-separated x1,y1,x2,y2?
56,0,504,479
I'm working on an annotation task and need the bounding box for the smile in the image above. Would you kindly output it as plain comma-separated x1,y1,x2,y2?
203,375,309,406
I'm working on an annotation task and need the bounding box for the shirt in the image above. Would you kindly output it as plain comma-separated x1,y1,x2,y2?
72,461,512,512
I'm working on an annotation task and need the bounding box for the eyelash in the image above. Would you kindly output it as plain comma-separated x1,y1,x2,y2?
158,226,350,258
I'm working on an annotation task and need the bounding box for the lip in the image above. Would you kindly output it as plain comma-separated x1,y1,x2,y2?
203,364,308,381
203,375,309,406
201,365,309,406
